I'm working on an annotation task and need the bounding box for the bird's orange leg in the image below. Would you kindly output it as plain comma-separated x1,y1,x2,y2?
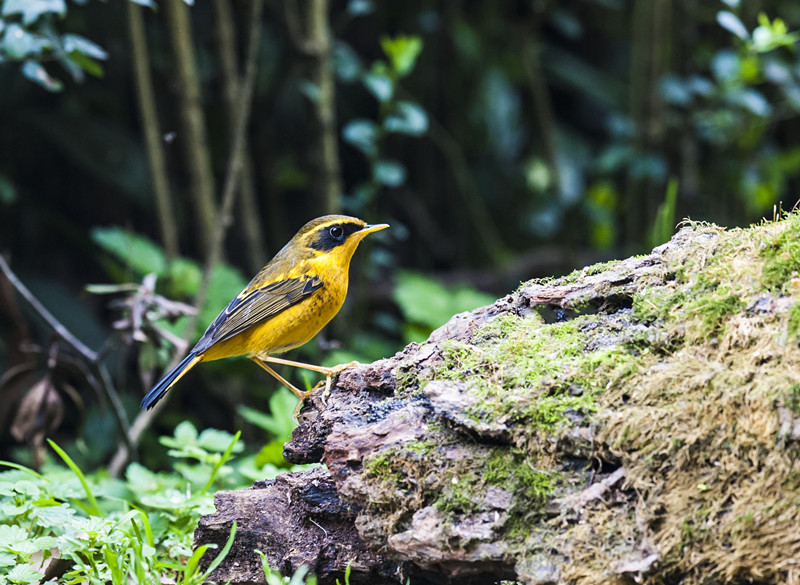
250,357,325,417
258,355,359,376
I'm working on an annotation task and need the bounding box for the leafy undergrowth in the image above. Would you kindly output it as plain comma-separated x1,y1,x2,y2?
0,392,318,585
359,212,800,584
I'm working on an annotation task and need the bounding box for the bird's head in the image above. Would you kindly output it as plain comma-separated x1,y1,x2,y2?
281,215,389,268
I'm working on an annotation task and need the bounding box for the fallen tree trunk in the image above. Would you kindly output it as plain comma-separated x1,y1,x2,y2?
197,216,800,585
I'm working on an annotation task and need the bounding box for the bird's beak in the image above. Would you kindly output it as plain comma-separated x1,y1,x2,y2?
360,223,390,235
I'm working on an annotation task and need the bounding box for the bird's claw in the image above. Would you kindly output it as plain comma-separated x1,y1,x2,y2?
292,364,358,419
327,360,360,375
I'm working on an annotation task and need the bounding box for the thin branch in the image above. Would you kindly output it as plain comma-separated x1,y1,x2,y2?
0,255,135,466
520,21,560,195
127,1,180,261
284,0,342,213
305,0,341,213
0,256,97,362
213,0,267,273
164,0,218,256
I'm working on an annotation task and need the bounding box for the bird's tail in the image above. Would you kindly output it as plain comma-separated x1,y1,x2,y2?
141,352,202,410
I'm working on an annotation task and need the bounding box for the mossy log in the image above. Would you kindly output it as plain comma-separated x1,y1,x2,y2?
196,216,800,585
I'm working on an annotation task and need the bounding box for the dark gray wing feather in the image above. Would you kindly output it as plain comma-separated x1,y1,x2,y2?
192,276,323,353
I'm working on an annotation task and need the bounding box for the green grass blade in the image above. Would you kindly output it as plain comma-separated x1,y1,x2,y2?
0,460,45,479
201,430,241,494
202,521,237,577
47,439,100,516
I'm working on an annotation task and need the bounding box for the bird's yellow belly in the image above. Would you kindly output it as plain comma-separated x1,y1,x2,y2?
200,283,345,361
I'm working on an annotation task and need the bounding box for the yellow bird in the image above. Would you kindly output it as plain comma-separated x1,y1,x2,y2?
141,215,388,414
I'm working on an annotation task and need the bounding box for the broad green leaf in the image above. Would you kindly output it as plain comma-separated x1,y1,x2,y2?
393,270,495,335
167,257,203,298
711,49,740,82
163,420,199,448
197,428,244,454
254,441,287,468
0,525,28,547
5,564,44,584
91,227,168,277
238,388,297,439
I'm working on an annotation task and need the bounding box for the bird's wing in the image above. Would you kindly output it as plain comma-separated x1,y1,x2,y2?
193,276,323,353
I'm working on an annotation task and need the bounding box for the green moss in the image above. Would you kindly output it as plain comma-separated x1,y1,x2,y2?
788,303,800,341
683,287,744,339
435,475,479,515
364,450,403,484
632,286,686,322
485,448,555,503
583,259,622,277
762,215,800,292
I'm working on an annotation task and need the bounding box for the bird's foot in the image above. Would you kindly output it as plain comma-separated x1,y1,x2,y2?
292,380,326,418
292,364,358,418
324,360,360,376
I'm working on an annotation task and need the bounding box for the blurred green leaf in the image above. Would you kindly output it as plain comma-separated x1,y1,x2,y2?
21,60,63,90
333,41,362,82
66,50,104,77
91,227,168,277
717,11,749,40
1,0,65,26
394,271,495,342
2,24,51,59
384,101,428,136
62,33,107,60
342,118,378,157
160,420,198,449
0,174,17,204
373,159,406,187
168,257,203,299
711,49,740,82
380,35,423,77
197,428,243,454
363,70,393,102
254,441,286,468
200,264,248,334
346,0,374,16
238,388,296,440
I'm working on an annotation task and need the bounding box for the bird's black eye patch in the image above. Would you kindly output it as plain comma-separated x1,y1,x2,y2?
311,221,364,251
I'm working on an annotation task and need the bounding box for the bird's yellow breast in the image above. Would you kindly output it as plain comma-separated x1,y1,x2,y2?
200,254,349,361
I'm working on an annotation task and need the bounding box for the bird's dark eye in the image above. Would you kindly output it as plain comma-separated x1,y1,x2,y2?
329,226,343,239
